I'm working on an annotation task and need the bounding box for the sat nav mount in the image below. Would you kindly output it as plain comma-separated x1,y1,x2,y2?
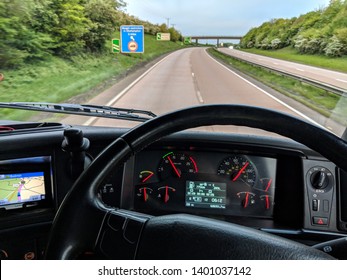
62,128,91,180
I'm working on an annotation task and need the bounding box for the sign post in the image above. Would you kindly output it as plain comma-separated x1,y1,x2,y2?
157,33,171,41
184,37,192,44
112,39,120,53
120,25,144,53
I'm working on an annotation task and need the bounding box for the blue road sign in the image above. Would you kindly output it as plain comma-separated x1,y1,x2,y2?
121,25,144,53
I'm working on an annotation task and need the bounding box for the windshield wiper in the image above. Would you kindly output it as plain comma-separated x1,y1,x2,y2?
0,102,157,122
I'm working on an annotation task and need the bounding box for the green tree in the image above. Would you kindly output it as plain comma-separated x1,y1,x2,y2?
31,0,91,57
0,0,53,68
241,0,347,57
83,0,118,52
168,27,181,42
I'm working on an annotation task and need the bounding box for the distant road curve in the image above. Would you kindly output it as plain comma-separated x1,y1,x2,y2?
218,48,347,91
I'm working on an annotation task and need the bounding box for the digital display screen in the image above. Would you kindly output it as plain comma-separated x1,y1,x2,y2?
185,180,227,209
0,172,46,209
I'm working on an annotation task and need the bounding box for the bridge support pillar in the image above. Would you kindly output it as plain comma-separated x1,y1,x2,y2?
195,39,198,44
217,39,219,46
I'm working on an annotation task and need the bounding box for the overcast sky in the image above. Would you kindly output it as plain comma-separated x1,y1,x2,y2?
124,0,331,36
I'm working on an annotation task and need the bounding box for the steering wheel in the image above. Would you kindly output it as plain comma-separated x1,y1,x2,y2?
45,105,347,260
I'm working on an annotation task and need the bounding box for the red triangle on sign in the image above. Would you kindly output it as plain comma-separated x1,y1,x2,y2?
318,219,324,225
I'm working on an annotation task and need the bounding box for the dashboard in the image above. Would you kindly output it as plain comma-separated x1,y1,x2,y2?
131,150,277,218
0,123,347,259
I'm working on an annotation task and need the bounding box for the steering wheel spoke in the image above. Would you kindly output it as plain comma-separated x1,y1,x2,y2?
95,210,151,259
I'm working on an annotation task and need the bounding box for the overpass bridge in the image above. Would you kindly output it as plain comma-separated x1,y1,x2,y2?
187,35,243,45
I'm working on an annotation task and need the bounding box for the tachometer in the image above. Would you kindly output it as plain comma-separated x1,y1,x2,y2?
217,155,257,187
158,152,198,180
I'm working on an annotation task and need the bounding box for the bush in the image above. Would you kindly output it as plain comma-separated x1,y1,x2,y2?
294,36,308,53
271,38,282,49
324,35,345,57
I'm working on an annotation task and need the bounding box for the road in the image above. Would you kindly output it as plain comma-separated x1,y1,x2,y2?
218,48,347,90
63,48,344,136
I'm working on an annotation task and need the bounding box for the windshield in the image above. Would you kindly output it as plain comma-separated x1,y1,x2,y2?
1,0,347,137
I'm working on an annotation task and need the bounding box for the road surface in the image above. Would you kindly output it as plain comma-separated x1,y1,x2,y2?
63,48,344,136
218,48,347,90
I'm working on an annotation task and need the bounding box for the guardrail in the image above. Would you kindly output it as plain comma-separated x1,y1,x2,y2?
215,49,347,96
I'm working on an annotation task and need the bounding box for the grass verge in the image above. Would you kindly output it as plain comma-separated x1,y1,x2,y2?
240,47,347,73
208,48,347,125
0,33,184,121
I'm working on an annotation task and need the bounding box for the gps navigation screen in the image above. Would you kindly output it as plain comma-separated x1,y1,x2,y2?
185,180,227,209
0,172,46,209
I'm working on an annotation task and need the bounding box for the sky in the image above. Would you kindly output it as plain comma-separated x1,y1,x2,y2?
124,0,331,36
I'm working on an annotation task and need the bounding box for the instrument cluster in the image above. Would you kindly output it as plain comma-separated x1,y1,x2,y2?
132,150,277,218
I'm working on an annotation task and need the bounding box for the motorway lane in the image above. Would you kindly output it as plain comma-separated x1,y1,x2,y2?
218,48,347,90
63,47,343,136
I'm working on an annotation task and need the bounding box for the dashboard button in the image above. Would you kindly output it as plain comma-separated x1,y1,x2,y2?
312,199,318,211
313,217,328,226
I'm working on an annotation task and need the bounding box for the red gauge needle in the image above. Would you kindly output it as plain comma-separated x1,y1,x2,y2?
142,172,154,183
164,186,169,203
143,188,148,202
232,161,249,182
243,192,250,208
168,156,181,178
265,178,272,192
265,195,270,209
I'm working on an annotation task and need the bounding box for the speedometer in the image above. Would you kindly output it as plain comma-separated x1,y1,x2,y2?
217,155,257,187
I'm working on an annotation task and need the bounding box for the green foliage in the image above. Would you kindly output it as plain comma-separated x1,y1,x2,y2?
40,0,91,57
324,35,345,56
241,0,347,57
0,0,53,68
168,27,181,42
0,33,183,121
83,0,118,52
1,0,182,70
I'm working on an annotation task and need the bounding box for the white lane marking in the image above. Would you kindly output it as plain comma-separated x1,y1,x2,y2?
336,78,347,83
83,51,177,126
295,68,305,72
192,72,195,77
204,49,327,130
273,62,279,65
196,90,204,104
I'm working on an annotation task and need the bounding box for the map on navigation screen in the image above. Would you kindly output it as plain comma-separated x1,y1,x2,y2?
0,172,45,208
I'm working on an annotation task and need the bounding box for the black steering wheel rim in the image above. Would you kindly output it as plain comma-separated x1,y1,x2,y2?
45,104,346,259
